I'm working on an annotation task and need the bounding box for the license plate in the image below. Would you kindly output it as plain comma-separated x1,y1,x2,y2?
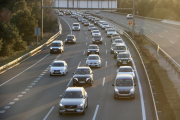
67,109,75,111
54,50,57,52
123,61,127,64
68,41,71,42
55,71,60,73
79,81,85,83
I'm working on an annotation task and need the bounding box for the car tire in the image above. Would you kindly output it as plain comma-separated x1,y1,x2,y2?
114,94,117,99
50,73,52,76
63,71,66,76
90,81,93,86
86,99,88,108
82,108,85,115
114,56,116,59
50,51,53,54
111,51,113,54
59,112,63,115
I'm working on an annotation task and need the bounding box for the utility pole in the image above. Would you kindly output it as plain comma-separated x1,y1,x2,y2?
132,0,135,39
41,0,43,40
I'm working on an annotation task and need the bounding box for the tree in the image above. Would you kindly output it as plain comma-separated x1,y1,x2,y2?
13,0,27,13
10,9,38,45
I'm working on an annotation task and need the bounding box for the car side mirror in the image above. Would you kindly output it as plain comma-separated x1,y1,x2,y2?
131,55,133,57
84,94,87,98
112,84,114,86
134,83,136,86
72,72,75,74
60,95,63,98
49,65,52,67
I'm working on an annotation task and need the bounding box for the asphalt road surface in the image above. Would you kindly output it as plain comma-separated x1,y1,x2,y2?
0,13,156,120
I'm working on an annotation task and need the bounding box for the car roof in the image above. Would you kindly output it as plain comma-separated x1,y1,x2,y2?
52,40,62,43
114,39,123,41
67,34,74,36
53,60,65,63
93,30,99,32
119,66,132,69
89,44,98,46
77,66,90,69
116,74,133,79
73,23,79,24
66,87,83,92
88,54,99,57
118,51,130,54
115,44,126,47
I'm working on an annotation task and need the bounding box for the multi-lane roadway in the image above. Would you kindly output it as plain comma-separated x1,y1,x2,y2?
0,12,156,120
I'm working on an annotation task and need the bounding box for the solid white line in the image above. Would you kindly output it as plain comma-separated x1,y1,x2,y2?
86,37,88,39
105,42,106,45
102,77,105,86
0,110,6,113
0,54,50,87
67,78,72,87
83,51,85,55
106,50,107,54
4,106,10,109
9,102,15,105
175,34,180,37
92,105,99,120
132,59,146,120
43,106,54,120
105,61,107,67
169,40,174,44
86,42,87,45
60,17,72,35
159,35,163,38
78,61,81,67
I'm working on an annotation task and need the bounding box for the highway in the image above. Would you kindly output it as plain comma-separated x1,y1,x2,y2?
95,11,180,65
0,12,155,120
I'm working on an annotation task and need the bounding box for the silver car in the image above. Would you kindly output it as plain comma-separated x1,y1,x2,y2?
117,66,135,79
50,60,68,76
101,23,109,30
94,19,100,25
92,30,101,37
113,39,125,44
91,27,99,34
71,14,76,18
87,44,99,55
50,40,64,54
98,21,105,26
105,26,112,33
59,87,88,115
112,74,136,99
72,23,80,31
88,24,95,31
110,43,117,54
114,44,128,58
107,29,117,37
86,54,101,68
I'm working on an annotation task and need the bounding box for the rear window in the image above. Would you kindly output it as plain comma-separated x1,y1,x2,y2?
118,54,130,58
116,79,133,86
73,24,79,26
119,68,132,72
115,46,126,50
52,62,64,67
89,46,98,49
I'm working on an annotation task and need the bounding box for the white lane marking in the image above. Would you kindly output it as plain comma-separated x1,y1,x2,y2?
86,37,88,39
4,106,11,109
105,61,107,67
28,86,32,88
18,95,23,97
155,27,158,29
102,77,105,86
142,27,146,29
14,98,19,101
86,42,87,45
105,42,106,45
0,110,6,113
0,54,50,87
31,83,36,85
67,78,72,87
92,105,99,120
169,40,174,44
175,34,180,37
25,89,29,91
159,35,163,38
150,31,154,33
60,17,72,35
78,61,81,67
22,92,26,94
43,106,54,120
38,76,42,78
106,50,107,54
131,59,146,120
36,78,40,80
83,51,85,55
9,102,15,105
164,30,168,32
44,70,48,72
34,80,38,82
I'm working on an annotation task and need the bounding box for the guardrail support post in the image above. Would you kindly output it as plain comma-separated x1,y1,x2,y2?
153,93,157,100
41,0,43,40
155,101,159,110
157,111,162,120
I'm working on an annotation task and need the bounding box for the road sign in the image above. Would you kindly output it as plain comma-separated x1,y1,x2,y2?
35,27,40,36
128,21,136,26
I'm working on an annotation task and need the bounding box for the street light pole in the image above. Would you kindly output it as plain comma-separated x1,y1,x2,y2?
132,0,135,39
41,0,43,40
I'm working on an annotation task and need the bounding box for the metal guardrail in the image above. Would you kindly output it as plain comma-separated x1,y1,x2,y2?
90,13,159,120
0,17,62,72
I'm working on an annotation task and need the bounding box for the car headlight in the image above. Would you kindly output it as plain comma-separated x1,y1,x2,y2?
96,62,99,64
128,60,131,62
78,103,84,107
86,78,91,81
74,78,78,81
50,69,53,72
118,60,122,62
58,48,61,49
88,51,90,52
130,88,134,94
115,88,118,93
59,103,64,107
50,48,52,49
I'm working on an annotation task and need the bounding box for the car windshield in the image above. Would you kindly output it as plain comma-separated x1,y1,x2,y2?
73,24,79,26
93,31,99,33
63,91,83,98
118,54,130,58
84,22,89,23
119,68,132,72
75,69,90,74
89,46,98,49
52,62,64,67
67,36,74,39
106,27,111,29
89,25,94,27
115,40,123,43
94,36,101,38
51,43,61,47
108,30,115,32
113,37,121,39
95,20,99,21
116,79,133,86
115,46,126,50
88,56,99,60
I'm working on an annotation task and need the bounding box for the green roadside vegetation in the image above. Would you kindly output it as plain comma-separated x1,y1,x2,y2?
126,32,180,120
117,0,180,21
0,0,58,67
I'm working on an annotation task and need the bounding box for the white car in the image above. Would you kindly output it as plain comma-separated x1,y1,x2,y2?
72,23,80,31
59,12,63,16
107,29,117,37
50,60,68,76
88,24,95,31
92,30,101,37
101,23,109,30
116,66,135,79
105,26,112,33
98,21,105,27
95,11,100,14
71,14,76,18
86,54,101,68
91,27,99,34
113,39,125,44
126,14,133,19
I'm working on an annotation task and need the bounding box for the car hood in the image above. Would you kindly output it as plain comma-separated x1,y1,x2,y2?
50,66,65,70
115,86,133,91
88,49,99,51
73,74,91,78
117,58,130,60
60,98,83,105
107,31,116,34
51,47,62,49
86,60,100,63
117,72,134,76
94,38,101,40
